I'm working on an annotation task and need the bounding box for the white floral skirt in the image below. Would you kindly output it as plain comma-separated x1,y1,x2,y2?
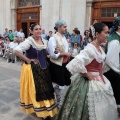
88,75,119,120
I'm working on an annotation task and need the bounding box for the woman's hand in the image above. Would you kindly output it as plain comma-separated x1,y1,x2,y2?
81,72,95,80
47,55,50,58
26,58,31,64
87,74,95,80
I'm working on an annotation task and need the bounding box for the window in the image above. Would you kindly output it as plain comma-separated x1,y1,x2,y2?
19,0,40,7
22,13,38,20
102,8,120,17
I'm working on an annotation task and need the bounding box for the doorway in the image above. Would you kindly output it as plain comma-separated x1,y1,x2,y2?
22,22,27,38
21,21,37,38
17,7,40,38
102,22,113,29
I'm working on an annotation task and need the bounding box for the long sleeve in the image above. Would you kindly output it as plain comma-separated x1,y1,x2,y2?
66,48,94,74
105,40,120,74
48,37,60,59
14,39,31,53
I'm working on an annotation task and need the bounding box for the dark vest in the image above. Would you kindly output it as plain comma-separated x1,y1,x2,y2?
105,32,120,53
26,45,47,69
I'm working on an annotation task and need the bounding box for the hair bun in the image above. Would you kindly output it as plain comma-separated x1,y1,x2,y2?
30,23,38,31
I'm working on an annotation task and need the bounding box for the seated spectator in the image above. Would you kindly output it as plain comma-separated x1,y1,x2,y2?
0,37,4,56
6,36,18,63
9,30,14,42
47,31,53,40
69,42,81,60
3,37,10,58
18,37,25,44
67,35,71,47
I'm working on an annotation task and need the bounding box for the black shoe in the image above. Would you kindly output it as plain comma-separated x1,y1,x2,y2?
42,117,51,120
8,59,12,63
12,60,15,63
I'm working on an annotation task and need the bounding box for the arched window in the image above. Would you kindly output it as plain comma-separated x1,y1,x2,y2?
19,0,40,7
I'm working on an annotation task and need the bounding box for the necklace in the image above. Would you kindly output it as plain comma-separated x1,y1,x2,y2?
93,41,98,46
92,41,102,53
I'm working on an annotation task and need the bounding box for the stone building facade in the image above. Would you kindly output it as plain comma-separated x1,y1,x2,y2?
0,0,119,37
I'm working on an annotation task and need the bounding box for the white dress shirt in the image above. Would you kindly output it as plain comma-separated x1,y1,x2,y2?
105,32,120,74
9,42,18,49
48,32,69,59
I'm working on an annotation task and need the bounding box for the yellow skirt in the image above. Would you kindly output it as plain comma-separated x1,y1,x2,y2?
20,63,58,117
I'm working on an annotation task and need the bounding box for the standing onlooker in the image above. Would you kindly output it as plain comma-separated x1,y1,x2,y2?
17,29,25,38
47,31,53,40
3,28,9,38
73,28,83,42
13,29,18,36
9,30,14,42
41,29,47,40
64,30,70,39
69,29,81,46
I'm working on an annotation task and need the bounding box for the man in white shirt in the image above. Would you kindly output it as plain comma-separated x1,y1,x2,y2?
6,36,18,63
13,29,18,36
3,28,9,38
104,17,120,115
17,29,25,38
48,20,71,107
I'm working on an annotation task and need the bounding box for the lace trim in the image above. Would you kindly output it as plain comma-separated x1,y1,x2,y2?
66,58,87,74
27,37,47,50
87,83,97,120
86,44,106,63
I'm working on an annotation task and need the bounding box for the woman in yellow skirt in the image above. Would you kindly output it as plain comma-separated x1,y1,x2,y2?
14,23,58,120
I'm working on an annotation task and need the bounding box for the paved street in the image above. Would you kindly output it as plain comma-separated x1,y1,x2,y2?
0,57,56,120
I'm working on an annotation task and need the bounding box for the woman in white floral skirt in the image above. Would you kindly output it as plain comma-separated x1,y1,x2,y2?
56,23,119,120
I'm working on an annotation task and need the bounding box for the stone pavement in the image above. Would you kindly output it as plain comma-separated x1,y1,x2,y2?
0,57,57,120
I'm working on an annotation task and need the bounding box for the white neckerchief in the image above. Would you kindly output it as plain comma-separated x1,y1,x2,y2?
27,36,47,50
